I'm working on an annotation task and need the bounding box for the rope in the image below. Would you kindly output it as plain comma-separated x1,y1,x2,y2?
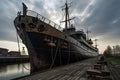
50,39,60,69
59,43,62,65
15,23,30,71
50,36,54,68
67,43,70,64
60,9,65,26
22,64,30,71
16,31,21,54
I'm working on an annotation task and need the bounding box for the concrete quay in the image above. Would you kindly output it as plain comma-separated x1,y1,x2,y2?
17,57,98,80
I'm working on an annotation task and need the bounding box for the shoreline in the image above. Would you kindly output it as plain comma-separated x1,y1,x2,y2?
0,55,29,63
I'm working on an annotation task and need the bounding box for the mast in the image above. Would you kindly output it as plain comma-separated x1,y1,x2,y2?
65,0,69,29
61,0,74,32
65,2,67,29
22,2,27,16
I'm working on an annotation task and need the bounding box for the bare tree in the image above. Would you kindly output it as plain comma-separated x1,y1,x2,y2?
104,45,112,56
115,45,120,54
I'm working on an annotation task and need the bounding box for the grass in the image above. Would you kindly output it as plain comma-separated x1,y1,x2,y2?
105,56,120,68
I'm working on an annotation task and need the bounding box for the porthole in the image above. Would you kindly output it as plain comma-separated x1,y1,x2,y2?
38,24,45,32
29,23,35,28
21,23,25,29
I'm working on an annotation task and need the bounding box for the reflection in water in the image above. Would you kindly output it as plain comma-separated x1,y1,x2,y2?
0,63,30,80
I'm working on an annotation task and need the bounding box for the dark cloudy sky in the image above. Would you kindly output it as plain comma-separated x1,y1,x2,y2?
0,0,120,53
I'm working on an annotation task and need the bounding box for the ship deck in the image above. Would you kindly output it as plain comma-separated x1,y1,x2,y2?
15,57,99,80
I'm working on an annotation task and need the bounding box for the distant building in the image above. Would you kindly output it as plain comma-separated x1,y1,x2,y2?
0,47,22,56
0,48,8,56
8,51,21,56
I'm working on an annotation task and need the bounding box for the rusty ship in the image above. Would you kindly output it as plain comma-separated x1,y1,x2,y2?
14,2,99,73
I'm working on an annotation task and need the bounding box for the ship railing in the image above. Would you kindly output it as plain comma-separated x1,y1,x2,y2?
27,10,63,31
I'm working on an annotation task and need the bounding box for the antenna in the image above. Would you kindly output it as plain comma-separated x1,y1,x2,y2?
86,29,91,40
94,39,98,48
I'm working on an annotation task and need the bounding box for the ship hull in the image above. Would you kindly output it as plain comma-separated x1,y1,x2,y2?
22,32,89,73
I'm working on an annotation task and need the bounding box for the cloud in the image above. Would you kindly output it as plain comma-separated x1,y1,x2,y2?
80,0,120,35
0,0,18,42
0,0,120,52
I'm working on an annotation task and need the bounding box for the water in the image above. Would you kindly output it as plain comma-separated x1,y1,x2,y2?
0,63,30,80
